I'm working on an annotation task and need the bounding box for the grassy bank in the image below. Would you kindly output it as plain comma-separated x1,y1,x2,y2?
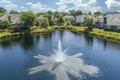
67,26,120,42
0,26,67,39
67,26,87,32
1,26,120,42
0,27,54,39
90,28,120,42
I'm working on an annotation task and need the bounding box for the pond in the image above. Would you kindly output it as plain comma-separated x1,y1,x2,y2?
0,30,120,80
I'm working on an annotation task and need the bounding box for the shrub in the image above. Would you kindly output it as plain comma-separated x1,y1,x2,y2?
40,17,49,28
0,21,11,29
65,21,71,27
57,14,65,25
35,19,40,26
11,26,21,32
85,18,93,27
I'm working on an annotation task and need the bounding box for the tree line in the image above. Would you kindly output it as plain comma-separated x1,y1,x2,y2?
0,7,103,30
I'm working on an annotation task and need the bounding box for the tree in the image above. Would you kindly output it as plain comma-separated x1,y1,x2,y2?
10,10,19,14
0,21,11,29
21,12,37,28
69,10,77,17
76,10,83,15
47,10,53,15
88,11,91,15
69,10,83,23
41,17,49,28
94,11,103,17
69,10,82,16
35,19,40,26
84,18,93,32
61,12,69,16
54,11,59,18
46,14,55,25
50,18,56,25
36,12,45,17
57,14,65,25
65,20,71,27
0,7,6,13
85,18,93,27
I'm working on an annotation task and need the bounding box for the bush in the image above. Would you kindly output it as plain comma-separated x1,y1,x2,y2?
57,14,65,25
9,25,30,32
85,18,93,27
65,21,71,27
40,17,49,28
35,19,40,26
0,21,11,29
11,26,21,32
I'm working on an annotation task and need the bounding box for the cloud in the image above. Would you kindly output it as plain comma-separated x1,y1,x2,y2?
0,0,12,4
55,0,75,5
0,0,102,12
26,2,55,12
55,0,101,12
105,0,120,12
5,3,19,10
57,5,69,12
5,3,27,12
0,0,27,12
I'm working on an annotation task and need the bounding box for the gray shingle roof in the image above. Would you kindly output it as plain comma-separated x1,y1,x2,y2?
64,16,75,20
105,13,120,26
97,16,104,22
0,13,21,25
76,15,92,23
38,15,44,20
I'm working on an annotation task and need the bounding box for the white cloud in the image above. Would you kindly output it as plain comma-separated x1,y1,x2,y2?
0,0,102,12
26,2,55,12
5,3,27,12
57,5,69,12
21,6,25,9
0,0,12,4
0,0,27,12
5,3,19,10
55,0,75,5
55,0,101,12
105,0,120,12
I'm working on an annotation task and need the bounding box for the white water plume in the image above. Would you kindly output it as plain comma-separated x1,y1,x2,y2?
29,40,99,80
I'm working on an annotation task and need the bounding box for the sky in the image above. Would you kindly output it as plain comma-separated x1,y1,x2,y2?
0,0,120,13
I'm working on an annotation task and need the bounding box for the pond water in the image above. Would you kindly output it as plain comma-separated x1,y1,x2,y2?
0,30,120,80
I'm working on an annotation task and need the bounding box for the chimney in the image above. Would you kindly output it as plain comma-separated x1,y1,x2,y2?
8,16,11,22
104,17,107,24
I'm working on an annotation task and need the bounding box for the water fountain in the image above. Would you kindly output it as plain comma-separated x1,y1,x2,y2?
29,40,99,80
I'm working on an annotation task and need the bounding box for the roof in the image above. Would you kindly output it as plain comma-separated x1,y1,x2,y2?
76,15,92,23
96,15,104,23
12,17,21,25
64,16,75,20
0,13,21,24
38,15,44,20
105,13,120,26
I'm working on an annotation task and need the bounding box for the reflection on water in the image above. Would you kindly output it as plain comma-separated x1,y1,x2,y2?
84,33,93,47
0,32,53,50
0,30,120,80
